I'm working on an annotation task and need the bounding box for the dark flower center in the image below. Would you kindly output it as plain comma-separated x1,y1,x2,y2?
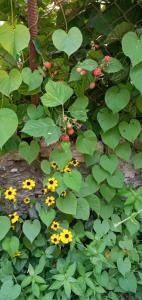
65,234,69,238
54,224,57,227
49,180,53,184
8,191,12,195
27,182,31,185
54,238,57,242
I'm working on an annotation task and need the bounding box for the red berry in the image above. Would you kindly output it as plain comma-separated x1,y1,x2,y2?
80,69,87,76
68,128,75,135
89,82,96,89
76,67,82,73
61,134,70,142
93,67,103,77
104,55,111,63
43,61,52,69
95,44,100,49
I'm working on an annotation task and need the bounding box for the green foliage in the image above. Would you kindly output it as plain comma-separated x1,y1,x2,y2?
0,216,11,241
19,140,40,164
23,220,41,243
0,69,22,96
0,108,18,148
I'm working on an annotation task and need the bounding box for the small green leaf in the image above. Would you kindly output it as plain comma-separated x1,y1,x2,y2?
97,108,119,132
22,68,43,91
74,198,90,220
119,272,137,293
92,165,108,184
39,207,55,227
117,257,131,276
63,169,82,192
93,219,110,238
27,104,44,120
0,216,11,241
56,192,77,215
119,119,141,143
76,130,97,155
133,153,142,169
104,58,123,73
105,86,130,113
50,142,72,170
115,142,131,161
69,96,88,121
0,69,22,97
77,59,98,71
122,31,142,67
0,280,21,300
2,236,19,257
41,160,51,174
101,127,120,149
107,170,124,188
100,154,118,174
100,183,116,202
0,108,18,148
23,219,41,243
19,140,40,164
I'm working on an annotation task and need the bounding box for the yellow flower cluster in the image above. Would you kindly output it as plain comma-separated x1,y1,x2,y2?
47,177,58,192
8,212,19,224
4,179,36,204
50,221,73,245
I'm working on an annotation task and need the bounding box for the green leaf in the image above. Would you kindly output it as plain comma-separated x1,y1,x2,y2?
104,58,123,73
21,276,32,288
27,104,44,120
22,117,61,146
87,195,101,215
97,108,119,132
19,140,40,164
79,175,99,197
40,160,51,174
130,62,142,94
0,108,18,148
0,69,22,97
122,31,142,67
115,142,131,161
107,170,124,188
133,153,142,169
56,192,77,215
101,127,120,149
69,96,89,121
50,142,72,170
92,165,108,184
23,219,41,243
0,43,17,67
119,272,137,293
105,86,130,113
63,169,82,192
0,216,11,241
52,27,83,57
0,280,21,300
76,130,97,155
136,95,142,112
2,236,19,257
119,239,133,250
0,23,30,57
93,219,110,238
41,80,73,107
77,59,98,71
119,119,141,143
117,257,131,276
22,68,43,91
100,154,118,174
39,207,55,227
100,183,116,202
74,198,90,220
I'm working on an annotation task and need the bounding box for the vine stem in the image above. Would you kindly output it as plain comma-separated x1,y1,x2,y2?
114,208,142,228
59,2,68,32
10,0,14,26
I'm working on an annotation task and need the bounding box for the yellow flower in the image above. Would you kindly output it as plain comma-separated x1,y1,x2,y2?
22,179,36,190
50,161,58,170
23,197,31,204
42,188,48,195
4,187,17,200
60,229,73,244
45,196,55,206
70,159,79,167
51,221,60,231
60,191,67,197
10,197,16,203
14,250,22,257
47,178,58,191
51,234,60,245
63,166,71,173
9,212,19,224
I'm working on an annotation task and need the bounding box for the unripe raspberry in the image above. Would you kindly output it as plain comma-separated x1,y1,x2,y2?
93,67,103,77
68,128,75,135
43,61,52,69
104,55,111,63
80,69,87,76
76,67,82,73
61,134,70,142
89,82,96,89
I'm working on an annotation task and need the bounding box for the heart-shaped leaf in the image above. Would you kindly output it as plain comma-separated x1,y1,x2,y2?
0,108,18,148
0,280,21,300
122,31,142,66
115,142,131,161
133,153,142,169
97,108,119,132
19,140,40,164
75,198,90,220
117,257,131,276
92,165,108,184
56,192,77,215
130,62,142,94
107,170,124,188
104,58,123,73
0,216,11,241
52,27,83,57
119,119,141,143
0,69,22,96
23,219,41,243
2,236,19,257
105,86,130,113
101,127,120,150
100,183,116,202
76,130,97,155
63,169,82,192
100,154,118,174
77,59,98,71
69,96,89,122
119,272,137,293
39,207,55,227
0,23,30,57
93,219,110,238
22,68,43,91
41,80,73,108
27,104,44,120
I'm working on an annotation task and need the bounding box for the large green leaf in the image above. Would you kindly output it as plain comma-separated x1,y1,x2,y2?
100,154,118,174
119,272,137,293
0,23,30,57
130,62,142,94
74,198,90,220
0,108,18,148
2,236,19,257
69,96,88,121
122,31,142,67
52,27,83,57
77,59,98,71
19,140,40,164
100,183,116,202
104,58,123,73
0,280,21,300
50,142,72,170
119,119,141,143
41,80,73,107
0,216,11,241
107,170,124,188
76,130,97,155
63,169,82,192
117,257,131,276
92,165,108,184
56,192,77,215
22,117,61,146
22,68,43,91
23,220,41,243
105,86,130,113
93,219,110,238
39,208,55,227
101,127,120,149
97,108,119,132
115,142,131,161
0,69,22,96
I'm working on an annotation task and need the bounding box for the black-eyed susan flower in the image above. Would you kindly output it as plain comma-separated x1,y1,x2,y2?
23,197,31,204
63,166,71,173
60,191,67,197
14,250,22,257
10,197,17,203
50,161,58,170
60,229,73,244
51,234,60,245
4,187,17,200
70,159,79,167
9,212,19,224
45,196,55,206
42,188,48,195
22,179,35,190
51,221,60,231
47,178,58,192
